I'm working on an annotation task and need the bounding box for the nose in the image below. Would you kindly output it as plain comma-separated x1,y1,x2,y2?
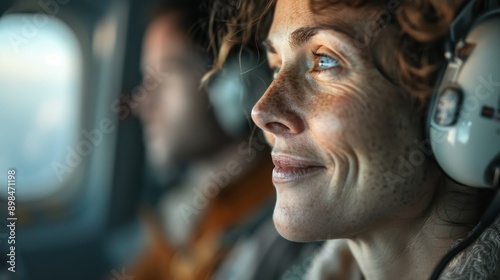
251,79,305,137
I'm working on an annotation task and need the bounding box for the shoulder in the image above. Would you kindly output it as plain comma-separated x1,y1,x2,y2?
441,215,500,280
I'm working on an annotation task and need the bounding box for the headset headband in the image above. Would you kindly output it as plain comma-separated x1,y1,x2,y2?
446,0,500,61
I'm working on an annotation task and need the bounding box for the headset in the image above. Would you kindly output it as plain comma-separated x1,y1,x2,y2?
427,0,500,189
427,0,500,278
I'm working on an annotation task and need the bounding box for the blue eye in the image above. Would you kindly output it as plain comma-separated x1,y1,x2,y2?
315,55,339,70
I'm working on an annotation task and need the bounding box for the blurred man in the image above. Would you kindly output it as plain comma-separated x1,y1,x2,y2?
130,1,319,279
130,1,275,279
137,6,227,182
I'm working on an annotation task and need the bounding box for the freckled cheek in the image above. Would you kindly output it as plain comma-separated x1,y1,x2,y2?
306,95,402,185
307,96,372,152
306,100,369,187
309,115,350,152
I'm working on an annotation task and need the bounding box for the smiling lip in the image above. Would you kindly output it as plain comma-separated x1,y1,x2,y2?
271,154,325,184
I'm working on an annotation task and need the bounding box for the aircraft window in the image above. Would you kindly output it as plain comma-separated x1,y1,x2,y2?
0,14,83,202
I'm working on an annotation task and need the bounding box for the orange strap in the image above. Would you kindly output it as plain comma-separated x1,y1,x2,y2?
131,158,275,280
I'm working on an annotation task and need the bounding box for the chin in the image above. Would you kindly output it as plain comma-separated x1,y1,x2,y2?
273,196,365,242
146,146,174,173
273,204,325,242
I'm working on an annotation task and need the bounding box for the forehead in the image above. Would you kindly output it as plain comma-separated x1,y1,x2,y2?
272,0,351,33
142,14,188,64
268,0,383,48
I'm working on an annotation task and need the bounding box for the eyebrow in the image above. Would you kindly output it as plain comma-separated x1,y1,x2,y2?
290,26,322,49
263,25,353,54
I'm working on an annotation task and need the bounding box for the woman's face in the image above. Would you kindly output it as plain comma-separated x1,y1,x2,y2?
252,0,437,241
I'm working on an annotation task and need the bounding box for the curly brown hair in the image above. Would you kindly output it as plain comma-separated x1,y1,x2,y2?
204,0,469,106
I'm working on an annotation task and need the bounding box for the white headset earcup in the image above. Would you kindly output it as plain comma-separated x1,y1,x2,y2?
429,15,500,188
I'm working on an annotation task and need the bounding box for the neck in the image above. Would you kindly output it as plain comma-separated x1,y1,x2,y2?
348,171,482,280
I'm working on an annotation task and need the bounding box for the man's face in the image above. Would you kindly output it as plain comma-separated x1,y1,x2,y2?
137,14,222,175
